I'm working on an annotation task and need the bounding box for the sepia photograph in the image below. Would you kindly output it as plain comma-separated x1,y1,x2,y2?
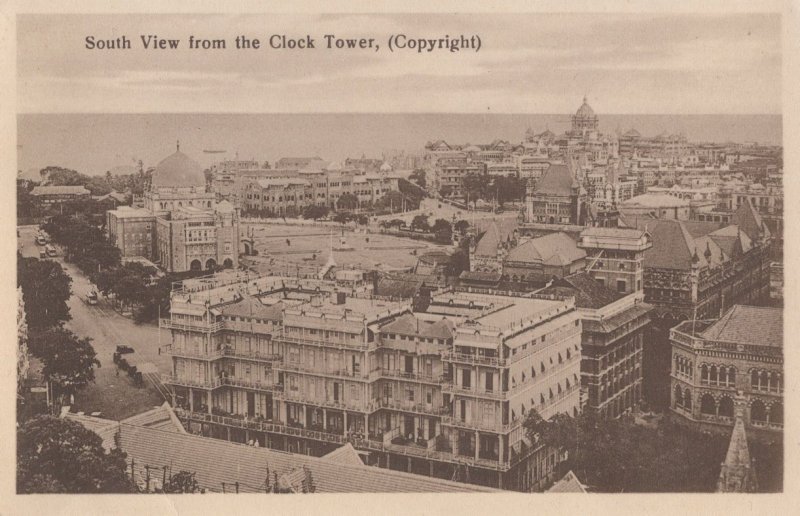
8,5,790,507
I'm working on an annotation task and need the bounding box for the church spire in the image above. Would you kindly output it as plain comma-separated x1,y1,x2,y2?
177,139,180,152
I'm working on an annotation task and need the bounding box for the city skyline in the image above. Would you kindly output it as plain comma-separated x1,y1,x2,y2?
17,112,782,177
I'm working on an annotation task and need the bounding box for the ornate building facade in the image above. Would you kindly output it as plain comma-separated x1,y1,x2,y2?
670,305,782,439
162,273,582,491
107,145,241,273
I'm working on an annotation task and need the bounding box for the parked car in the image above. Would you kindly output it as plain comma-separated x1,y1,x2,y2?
86,291,98,305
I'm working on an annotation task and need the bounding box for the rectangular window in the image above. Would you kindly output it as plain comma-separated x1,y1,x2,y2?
485,373,494,392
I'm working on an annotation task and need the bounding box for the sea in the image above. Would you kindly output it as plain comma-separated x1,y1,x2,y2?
17,113,782,177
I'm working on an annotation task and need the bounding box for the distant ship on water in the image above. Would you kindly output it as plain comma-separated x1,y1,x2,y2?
203,149,227,154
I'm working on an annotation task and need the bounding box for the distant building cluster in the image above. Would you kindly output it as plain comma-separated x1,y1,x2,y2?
211,156,400,216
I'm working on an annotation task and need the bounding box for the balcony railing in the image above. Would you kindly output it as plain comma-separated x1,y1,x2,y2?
222,347,282,362
161,343,224,360
160,318,224,333
370,398,450,417
440,415,521,434
222,376,284,392
175,409,349,445
162,374,224,390
175,409,510,471
277,362,369,381
441,382,506,401
375,368,446,384
277,334,369,351
443,351,506,367
275,392,367,413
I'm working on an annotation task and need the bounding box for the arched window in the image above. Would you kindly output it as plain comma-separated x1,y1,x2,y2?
701,364,709,384
566,349,571,360
727,368,736,387
710,366,718,385
700,394,716,415
683,389,693,411
750,399,766,423
769,402,783,425
718,397,734,418
558,353,563,364
751,370,759,389
674,385,683,408
719,367,727,386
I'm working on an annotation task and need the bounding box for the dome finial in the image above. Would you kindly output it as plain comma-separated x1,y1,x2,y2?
177,139,180,152
583,94,588,104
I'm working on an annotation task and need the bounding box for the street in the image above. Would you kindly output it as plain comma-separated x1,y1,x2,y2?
18,225,171,419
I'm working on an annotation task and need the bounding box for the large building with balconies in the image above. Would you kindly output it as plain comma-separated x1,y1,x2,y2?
669,305,782,438
161,271,582,491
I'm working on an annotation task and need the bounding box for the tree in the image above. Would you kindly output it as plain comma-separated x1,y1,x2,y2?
161,471,201,493
336,193,359,211
17,415,136,493
30,328,100,395
376,190,405,212
17,255,72,330
439,185,454,198
302,204,329,221
431,219,453,243
398,179,423,210
462,173,487,206
41,166,88,187
522,409,729,492
409,169,427,189
411,214,430,231
85,176,113,196
454,220,470,236
332,211,353,224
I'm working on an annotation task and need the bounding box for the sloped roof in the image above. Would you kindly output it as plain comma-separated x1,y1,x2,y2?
505,233,586,267
632,219,696,270
62,412,119,450
543,272,624,309
709,225,753,257
118,424,496,493
380,313,454,339
459,270,502,283
375,277,424,299
548,470,587,493
534,163,578,196
321,443,364,466
700,305,782,348
121,403,187,435
220,295,284,321
474,222,503,257
733,199,769,241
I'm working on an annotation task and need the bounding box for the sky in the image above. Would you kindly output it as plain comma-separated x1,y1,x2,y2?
17,12,782,115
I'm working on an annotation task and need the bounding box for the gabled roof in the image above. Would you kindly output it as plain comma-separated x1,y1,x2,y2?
321,443,364,466
733,199,770,241
548,470,588,493
700,305,782,348
459,270,502,283
505,233,586,267
474,222,503,257
534,163,578,196
632,219,696,270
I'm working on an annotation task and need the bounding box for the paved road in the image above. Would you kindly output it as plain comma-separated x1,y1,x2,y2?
18,225,171,419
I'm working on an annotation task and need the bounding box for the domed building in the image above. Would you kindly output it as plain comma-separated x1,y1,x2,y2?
107,143,241,273
571,96,599,134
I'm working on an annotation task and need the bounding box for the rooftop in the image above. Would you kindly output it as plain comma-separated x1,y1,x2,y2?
31,185,90,196
700,305,782,348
